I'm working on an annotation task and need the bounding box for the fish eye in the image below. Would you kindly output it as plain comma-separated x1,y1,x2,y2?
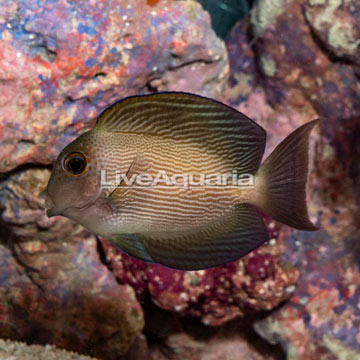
63,152,88,176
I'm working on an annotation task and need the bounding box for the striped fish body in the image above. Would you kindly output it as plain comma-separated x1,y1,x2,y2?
97,132,254,234
41,92,319,270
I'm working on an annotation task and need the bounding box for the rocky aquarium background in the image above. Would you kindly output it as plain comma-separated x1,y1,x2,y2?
0,0,359,359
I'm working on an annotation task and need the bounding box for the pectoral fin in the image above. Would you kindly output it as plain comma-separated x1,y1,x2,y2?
108,153,146,202
130,204,268,270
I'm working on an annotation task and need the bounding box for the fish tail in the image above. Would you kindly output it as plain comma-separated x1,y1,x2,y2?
253,119,320,231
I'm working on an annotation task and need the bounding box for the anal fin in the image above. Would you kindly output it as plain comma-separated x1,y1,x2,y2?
135,204,269,270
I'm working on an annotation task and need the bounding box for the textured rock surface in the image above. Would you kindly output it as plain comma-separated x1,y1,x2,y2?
252,131,360,359
0,0,228,173
249,0,360,134
146,310,283,360
221,0,360,358
150,320,282,360
305,0,360,64
0,169,144,360
0,0,228,358
0,338,96,360
1,0,359,359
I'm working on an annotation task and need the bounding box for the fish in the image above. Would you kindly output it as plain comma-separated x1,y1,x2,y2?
40,92,319,270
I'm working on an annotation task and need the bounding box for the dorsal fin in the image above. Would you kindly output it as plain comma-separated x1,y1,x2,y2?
94,92,266,174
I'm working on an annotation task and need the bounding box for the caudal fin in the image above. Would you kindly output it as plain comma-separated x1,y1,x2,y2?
254,119,320,231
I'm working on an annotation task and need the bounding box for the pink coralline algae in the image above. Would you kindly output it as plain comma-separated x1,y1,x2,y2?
0,0,228,358
231,0,360,358
101,215,298,327
0,0,227,173
1,0,359,358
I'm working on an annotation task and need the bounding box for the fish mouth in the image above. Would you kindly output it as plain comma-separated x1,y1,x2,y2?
39,190,62,217
39,188,102,218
